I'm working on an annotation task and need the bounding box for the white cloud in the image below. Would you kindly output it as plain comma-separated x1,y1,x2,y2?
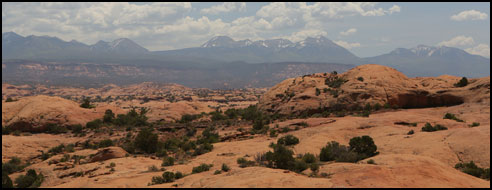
340,28,357,36
334,40,361,49
465,44,490,58
437,35,475,47
201,2,246,15
451,10,488,21
388,5,401,14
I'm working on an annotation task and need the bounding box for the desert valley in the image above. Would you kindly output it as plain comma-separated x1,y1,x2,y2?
2,64,490,188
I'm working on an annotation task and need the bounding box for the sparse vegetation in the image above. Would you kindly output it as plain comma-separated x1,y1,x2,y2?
192,164,213,174
469,122,480,127
237,157,256,168
455,161,490,180
367,159,376,165
407,130,414,135
161,156,175,167
319,136,378,163
421,123,447,132
14,169,44,188
454,77,469,87
135,127,158,154
443,113,464,122
325,76,347,88
277,135,300,146
80,97,95,109
357,77,364,82
221,163,230,172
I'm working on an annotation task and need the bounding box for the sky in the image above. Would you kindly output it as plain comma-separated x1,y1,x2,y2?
2,2,490,58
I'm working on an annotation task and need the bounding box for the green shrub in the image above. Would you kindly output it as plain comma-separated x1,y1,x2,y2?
113,108,149,127
315,88,321,96
214,170,222,175
210,111,227,121
349,136,378,159
162,157,175,167
49,144,65,154
45,123,68,134
221,163,230,172
269,129,278,138
98,139,114,148
325,76,347,88
291,160,308,173
264,144,295,169
443,113,464,122
192,164,213,174
2,171,13,188
237,157,256,168
455,161,490,180
367,159,376,164
80,97,94,109
135,128,158,154
103,109,115,123
193,143,213,156
277,135,299,146
357,77,364,82
174,171,183,179
310,162,320,173
86,119,103,129
162,171,175,183
319,141,359,163
373,103,382,111
407,130,414,135
71,124,83,134
14,169,43,188
302,153,317,164
454,77,468,87
422,123,447,132
469,122,480,127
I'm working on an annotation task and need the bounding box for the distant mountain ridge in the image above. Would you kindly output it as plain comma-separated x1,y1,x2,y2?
363,45,490,78
2,32,490,79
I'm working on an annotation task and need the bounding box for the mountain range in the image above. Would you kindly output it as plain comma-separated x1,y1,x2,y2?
2,32,490,88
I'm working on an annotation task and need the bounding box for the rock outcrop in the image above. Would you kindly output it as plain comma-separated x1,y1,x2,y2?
89,147,128,163
259,64,490,115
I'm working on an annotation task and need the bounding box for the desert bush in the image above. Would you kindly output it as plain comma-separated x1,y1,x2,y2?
213,170,222,175
135,127,158,154
193,143,213,156
221,163,230,172
264,144,295,169
319,141,359,163
237,157,256,168
277,135,300,146
325,76,347,88
407,130,414,135
103,109,115,123
454,77,468,87
455,161,490,180
469,122,480,127
192,164,213,174
45,123,68,134
302,153,317,164
14,169,43,188
175,171,183,179
70,124,83,134
161,157,175,167
357,77,364,82
210,111,228,121
49,144,65,154
86,119,103,130
315,88,321,96
98,139,114,148
80,97,95,109
2,157,25,175
269,129,278,137
443,113,464,122
2,171,13,188
349,135,378,159
421,123,447,132
367,159,376,164
291,160,308,173
113,108,149,127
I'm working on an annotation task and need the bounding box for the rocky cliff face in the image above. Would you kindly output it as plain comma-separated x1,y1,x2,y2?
258,64,490,115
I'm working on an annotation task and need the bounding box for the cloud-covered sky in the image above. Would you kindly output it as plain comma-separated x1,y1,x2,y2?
2,2,490,57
